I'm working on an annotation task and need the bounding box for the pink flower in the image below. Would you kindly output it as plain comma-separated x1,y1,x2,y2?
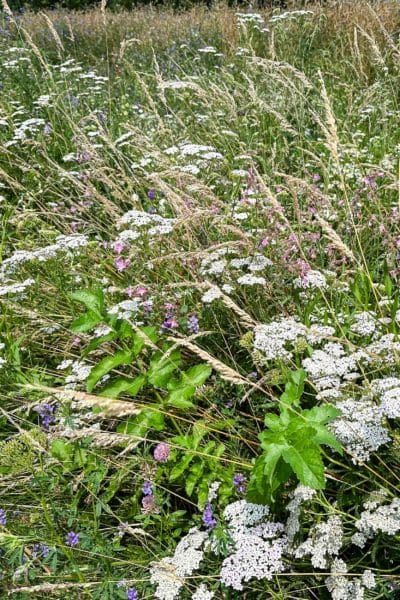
153,442,170,462
115,256,130,272
141,494,160,514
135,286,148,297
112,241,126,254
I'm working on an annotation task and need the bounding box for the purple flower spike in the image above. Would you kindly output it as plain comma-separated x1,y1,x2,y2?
0,509,6,526
142,481,153,496
65,531,79,547
233,473,247,494
202,503,217,531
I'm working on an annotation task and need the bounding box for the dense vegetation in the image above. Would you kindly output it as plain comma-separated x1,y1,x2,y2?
1,1,400,598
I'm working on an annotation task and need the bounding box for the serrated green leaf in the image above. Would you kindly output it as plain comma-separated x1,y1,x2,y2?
71,311,102,333
180,364,212,387
117,410,164,436
282,442,325,489
148,350,182,387
166,385,196,409
303,404,342,424
86,349,132,392
264,413,284,430
99,374,146,399
71,289,104,316
169,454,195,481
84,331,117,355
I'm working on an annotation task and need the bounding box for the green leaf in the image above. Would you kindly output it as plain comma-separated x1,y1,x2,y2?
282,442,325,489
51,440,74,463
148,350,182,388
117,409,164,436
99,374,146,399
170,454,195,481
304,404,342,424
86,350,132,392
303,405,343,454
264,413,284,431
262,441,289,490
166,385,196,409
84,331,117,354
132,326,158,355
185,462,204,496
71,289,104,316
71,311,102,333
180,364,212,387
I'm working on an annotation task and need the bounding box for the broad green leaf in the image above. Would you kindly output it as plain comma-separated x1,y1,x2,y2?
282,442,325,489
70,311,102,333
84,331,117,354
71,289,104,316
166,385,196,409
303,404,342,424
303,405,343,454
132,326,158,355
86,350,132,392
311,426,343,454
180,364,212,387
99,374,146,399
51,439,74,463
148,350,182,388
185,462,204,496
117,409,164,436
169,454,195,481
262,441,288,490
264,413,284,431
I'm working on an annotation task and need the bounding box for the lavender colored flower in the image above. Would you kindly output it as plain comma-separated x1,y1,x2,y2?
65,531,79,547
127,588,138,600
153,442,170,462
32,543,49,558
147,189,156,200
161,316,179,332
202,503,217,531
34,403,57,429
233,473,247,494
0,509,6,526
142,481,153,496
187,314,200,334
142,300,153,315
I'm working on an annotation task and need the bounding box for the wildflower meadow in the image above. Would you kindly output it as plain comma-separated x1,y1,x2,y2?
1,0,400,598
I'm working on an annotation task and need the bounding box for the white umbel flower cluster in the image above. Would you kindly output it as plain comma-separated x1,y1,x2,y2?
294,515,343,569
293,269,327,290
0,278,35,296
350,311,377,336
254,318,334,362
220,500,287,591
352,498,400,548
57,359,92,389
329,398,390,463
150,528,208,600
302,342,359,394
201,286,223,304
116,210,175,242
325,559,376,600
191,584,214,600
0,234,89,278
285,485,316,542
370,377,400,419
